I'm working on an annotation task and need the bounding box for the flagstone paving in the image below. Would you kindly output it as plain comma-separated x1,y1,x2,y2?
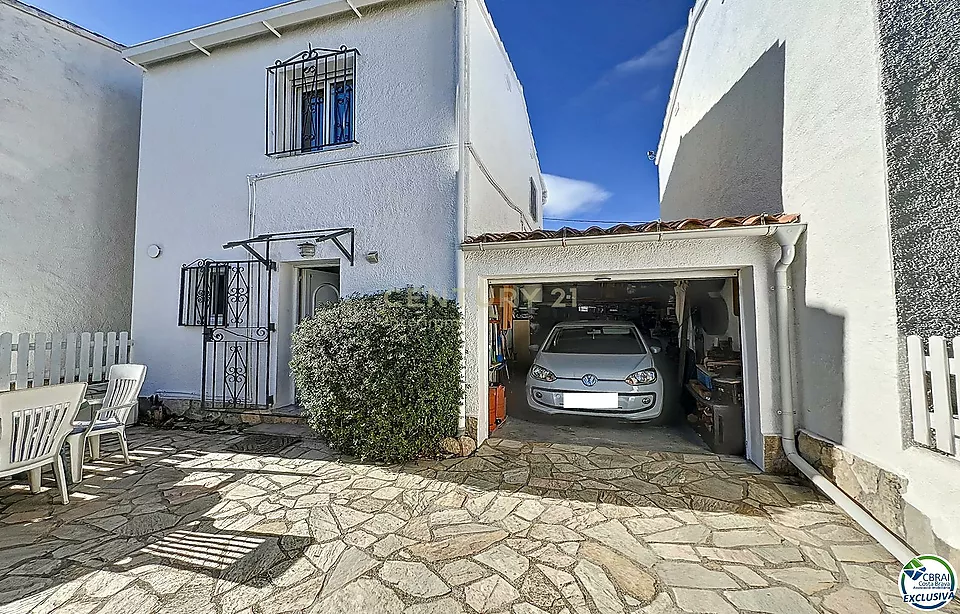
0,425,954,614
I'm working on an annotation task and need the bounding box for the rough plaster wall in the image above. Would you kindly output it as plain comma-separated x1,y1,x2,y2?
877,0,960,338
875,0,960,552
658,0,960,554
131,0,457,398
465,0,542,235
0,4,141,333
463,236,781,467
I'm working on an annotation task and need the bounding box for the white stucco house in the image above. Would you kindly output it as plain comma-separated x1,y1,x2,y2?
124,0,543,415
0,0,142,333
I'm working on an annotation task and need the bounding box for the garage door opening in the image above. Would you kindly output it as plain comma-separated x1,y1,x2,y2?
486,276,747,456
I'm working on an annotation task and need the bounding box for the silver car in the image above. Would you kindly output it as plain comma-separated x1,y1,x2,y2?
526,321,664,421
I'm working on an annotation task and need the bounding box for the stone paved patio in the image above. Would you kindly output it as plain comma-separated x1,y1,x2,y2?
0,425,954,614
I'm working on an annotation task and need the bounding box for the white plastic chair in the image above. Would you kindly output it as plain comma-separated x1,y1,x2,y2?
0,382,87,504
66,364,146,483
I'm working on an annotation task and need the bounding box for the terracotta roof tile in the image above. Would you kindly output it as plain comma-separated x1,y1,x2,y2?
463,213,800,245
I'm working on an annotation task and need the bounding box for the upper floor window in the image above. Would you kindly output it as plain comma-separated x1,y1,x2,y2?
529,178,539,221
266,46,359,157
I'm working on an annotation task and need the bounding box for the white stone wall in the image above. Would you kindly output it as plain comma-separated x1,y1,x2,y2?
0,1,141,333
463,235,781,468
657,0,960,555
465,0,543,235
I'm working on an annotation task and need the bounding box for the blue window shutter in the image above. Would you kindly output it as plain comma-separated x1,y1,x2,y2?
331,80,353,144
302,90,323,151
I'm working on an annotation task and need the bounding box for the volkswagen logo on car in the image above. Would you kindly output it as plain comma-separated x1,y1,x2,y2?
899,555,956,610
581,374,598,387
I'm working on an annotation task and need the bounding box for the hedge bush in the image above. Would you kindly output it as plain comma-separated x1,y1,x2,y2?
291,290,463,463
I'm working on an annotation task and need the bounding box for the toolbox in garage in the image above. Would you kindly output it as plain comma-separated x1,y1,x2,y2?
687,380,745,456
686,340,746,454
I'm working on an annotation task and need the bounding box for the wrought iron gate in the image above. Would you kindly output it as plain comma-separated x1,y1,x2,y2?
180,228,354,411
179,259,274,410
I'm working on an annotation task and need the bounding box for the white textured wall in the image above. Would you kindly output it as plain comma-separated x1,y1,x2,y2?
465,0,542,235
0,2,141,333
878,0,960,339
464,235,781,467
657,0,960,553
876,0,960,555
131,0,459,398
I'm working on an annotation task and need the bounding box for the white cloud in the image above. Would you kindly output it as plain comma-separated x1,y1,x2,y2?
579,28,685,99
614,28,685,74
542,174,612,217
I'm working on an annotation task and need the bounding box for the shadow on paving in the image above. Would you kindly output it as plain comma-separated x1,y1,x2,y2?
405,432,817,519
0,425,926,614
0,430,317,610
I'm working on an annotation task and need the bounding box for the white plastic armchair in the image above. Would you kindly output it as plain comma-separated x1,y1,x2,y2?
65,364,146,483
0,382,87,504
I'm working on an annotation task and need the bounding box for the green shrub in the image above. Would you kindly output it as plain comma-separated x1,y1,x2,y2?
291,290,463,463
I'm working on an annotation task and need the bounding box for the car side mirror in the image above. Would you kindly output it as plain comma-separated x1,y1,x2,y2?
529,344,540,354
651,346,662,354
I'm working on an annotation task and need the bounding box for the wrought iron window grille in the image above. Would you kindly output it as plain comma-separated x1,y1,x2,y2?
179,260,269,328
266,45,360,157
180,261,223,327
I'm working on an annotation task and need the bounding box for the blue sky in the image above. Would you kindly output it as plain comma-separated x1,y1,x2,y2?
29,0,692,229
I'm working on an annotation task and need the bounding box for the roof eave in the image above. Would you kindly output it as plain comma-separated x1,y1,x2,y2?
1,0,124,51
656,0,710,166
461,223,806,251
122,0,389,66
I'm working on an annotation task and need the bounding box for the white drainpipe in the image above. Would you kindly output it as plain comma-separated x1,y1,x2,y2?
774,226,914,564
454,0,468,434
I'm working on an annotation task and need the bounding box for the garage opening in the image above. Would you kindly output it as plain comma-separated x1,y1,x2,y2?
486,276,747,456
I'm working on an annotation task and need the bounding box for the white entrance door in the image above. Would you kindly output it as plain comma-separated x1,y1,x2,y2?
297,269,340,323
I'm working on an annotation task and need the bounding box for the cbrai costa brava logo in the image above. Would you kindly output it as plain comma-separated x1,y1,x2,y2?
899,555,957,611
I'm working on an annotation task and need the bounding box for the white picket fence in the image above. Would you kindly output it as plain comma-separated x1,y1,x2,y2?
0,331,134,391
907,335,960,458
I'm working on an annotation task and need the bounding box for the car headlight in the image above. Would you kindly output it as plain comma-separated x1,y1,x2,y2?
530,364,557,382
625,368,658,386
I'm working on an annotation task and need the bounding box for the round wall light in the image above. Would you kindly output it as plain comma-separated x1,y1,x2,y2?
298,242,317,258
147,244,162,258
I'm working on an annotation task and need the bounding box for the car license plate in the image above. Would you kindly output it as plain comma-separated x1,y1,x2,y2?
563,392,619,409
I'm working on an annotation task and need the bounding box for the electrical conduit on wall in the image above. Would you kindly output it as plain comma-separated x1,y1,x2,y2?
456,0,468,433
245,143,460,236
466,143,530,231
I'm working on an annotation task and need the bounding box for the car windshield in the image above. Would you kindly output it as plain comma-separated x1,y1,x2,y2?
545,326,646,355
